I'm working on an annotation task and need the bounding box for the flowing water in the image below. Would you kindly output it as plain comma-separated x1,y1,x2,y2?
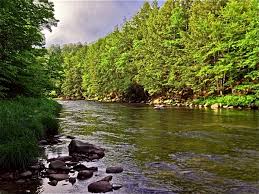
1,100,259,193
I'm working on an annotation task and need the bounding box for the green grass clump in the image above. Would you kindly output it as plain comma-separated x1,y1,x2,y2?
0,97,61,169
194,95,258,107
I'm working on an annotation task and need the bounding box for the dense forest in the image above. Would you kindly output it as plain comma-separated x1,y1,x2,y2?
48,0,259,107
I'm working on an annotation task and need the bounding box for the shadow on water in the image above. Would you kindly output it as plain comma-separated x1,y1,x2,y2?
1,100,259,193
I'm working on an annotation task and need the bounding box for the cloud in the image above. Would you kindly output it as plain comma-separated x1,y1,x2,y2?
44,0,146,46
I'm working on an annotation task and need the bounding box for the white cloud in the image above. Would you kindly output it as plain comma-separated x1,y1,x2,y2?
44,0,145,46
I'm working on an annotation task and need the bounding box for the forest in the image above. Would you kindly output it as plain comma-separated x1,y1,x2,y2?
48,0,259,107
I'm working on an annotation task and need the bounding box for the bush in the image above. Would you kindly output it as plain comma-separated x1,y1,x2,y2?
194,95,258,107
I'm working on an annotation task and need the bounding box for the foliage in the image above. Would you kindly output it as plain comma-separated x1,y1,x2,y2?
0,0,57,98
194,95,257,107
0,97,61,169
48,0,259,105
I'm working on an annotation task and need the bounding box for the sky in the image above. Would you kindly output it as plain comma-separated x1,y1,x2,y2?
44,0,164,46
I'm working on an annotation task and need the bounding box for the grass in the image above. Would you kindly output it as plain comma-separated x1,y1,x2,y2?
0,97,61,170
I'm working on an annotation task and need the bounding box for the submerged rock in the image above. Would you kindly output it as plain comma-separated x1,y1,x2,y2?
49,160,67,170
88,181,113,193
106,167,123,174
48,180,58,186
49,174,69,181
77,170,93,180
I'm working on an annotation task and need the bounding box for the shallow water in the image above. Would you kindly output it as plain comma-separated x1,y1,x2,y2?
1,100,259,193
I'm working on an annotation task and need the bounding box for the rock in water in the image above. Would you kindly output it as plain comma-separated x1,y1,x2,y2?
48,180,58,186
100,176,112,182
69,177,76,185
49,160,68,170
106,167,123,173
68,140,105,160
49,174,69,181
88,181,113,193
112,184,123,190
77,170,93,180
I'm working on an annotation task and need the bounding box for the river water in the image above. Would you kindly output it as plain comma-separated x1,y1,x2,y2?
1,100,259,193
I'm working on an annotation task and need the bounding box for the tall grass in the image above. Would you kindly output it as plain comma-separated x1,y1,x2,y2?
0,97,61,169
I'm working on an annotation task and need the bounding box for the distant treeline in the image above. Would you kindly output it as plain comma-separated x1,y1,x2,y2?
48,0,259,104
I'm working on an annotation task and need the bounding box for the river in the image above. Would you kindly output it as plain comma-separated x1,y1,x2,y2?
1,100,259,193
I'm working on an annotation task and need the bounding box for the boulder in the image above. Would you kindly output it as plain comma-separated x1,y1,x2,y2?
49,174,69,181
49,160,67,170
68,140,105,160
69,177,76,185
73,164,98,172
73,164,88,171
48,180,58,186
88,181,113,193
211,104,219,109
77,170,93,180
100,176,112,182
66,135,75,139
106,167,123,174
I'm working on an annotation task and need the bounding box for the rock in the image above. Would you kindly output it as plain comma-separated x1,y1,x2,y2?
48,180,58,186
73,163,87,171
73,164,98,172
199,105,203,108
211,103,219,109
228,106,234,109
106,167,123,174
49,174,69,181
48,156,73,162
89,154,100,160
66,135,75,139
49,160,67,170
46,169,57,174
69,177,76,185
112,184,122,190
100,176,112,182
223,105,228,108
20,171,32,178
39,140,48,145
154,105,165,110
66,161,78,167
88,181,113,193
68,140,105,160
77,170,93,180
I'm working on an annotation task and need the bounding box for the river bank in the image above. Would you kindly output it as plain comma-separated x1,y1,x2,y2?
0,97,61,175
61,94,259,110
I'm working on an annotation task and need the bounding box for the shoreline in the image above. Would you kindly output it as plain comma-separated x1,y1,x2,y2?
56,97,259,111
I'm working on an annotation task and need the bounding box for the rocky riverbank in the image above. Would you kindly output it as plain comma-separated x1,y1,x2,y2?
0,137,123,193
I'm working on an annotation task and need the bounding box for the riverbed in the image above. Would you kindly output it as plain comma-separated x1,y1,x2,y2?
1,100,259,193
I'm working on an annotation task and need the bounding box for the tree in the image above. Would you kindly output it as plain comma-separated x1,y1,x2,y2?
0,0,57,98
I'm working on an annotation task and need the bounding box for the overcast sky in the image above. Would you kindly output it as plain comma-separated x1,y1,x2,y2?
43,0,164,46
